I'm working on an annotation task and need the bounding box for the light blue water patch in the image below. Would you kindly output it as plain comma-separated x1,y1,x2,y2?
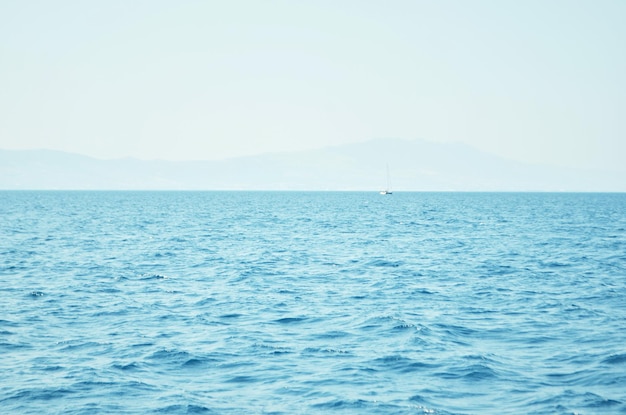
1,191,625,414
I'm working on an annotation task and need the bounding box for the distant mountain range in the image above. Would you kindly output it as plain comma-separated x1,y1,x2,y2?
1,139,623,191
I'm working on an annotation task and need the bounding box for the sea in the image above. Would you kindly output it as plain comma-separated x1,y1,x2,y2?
1,191,625,415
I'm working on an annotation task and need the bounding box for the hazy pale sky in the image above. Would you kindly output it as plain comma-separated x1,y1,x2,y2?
1,0,624,171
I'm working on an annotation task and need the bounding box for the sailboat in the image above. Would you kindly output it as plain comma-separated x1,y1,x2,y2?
380,164,393,195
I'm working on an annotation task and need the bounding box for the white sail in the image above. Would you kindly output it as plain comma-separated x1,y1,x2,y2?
380,164,392,195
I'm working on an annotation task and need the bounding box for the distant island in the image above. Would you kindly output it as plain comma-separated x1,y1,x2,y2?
1,139,624,191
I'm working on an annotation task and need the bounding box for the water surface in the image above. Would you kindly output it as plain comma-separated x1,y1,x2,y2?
1,191,625,414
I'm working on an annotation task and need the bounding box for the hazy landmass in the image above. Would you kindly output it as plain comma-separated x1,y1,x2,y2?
0,139,623,191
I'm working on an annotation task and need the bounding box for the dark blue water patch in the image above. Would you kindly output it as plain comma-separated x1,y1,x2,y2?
539,260,572,269
39,364,65,372
440,363,499,381
153,404,217,414
194,297,216,306
138,273,170,280
357,315,415,332
0,319,20,327
371,355,438,373
219,313,243,319
0,341,32,350
69,380,134,395
92,308,130,318
274,316,308,324
432,323,478,343
276,288,299,295
411,287,436,295
544,368,619,388
367,259,403,267
1,386,76,403
216,358,258,370
582,395,624,410
96,287,122,294
56,340,110,353
310,398,372,410
225,375,257,384
111,361,142,371
531,390,626,414
181,356,221,368
315,330,351,339
602,353,626,365
147,349,193,365
154,251,176,258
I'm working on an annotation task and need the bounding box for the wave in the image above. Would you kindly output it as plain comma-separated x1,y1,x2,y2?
2,191,625,414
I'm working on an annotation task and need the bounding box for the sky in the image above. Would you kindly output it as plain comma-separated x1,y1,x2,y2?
1,0,624,172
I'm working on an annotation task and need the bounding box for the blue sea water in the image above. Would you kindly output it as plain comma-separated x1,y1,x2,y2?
1,191,625,414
